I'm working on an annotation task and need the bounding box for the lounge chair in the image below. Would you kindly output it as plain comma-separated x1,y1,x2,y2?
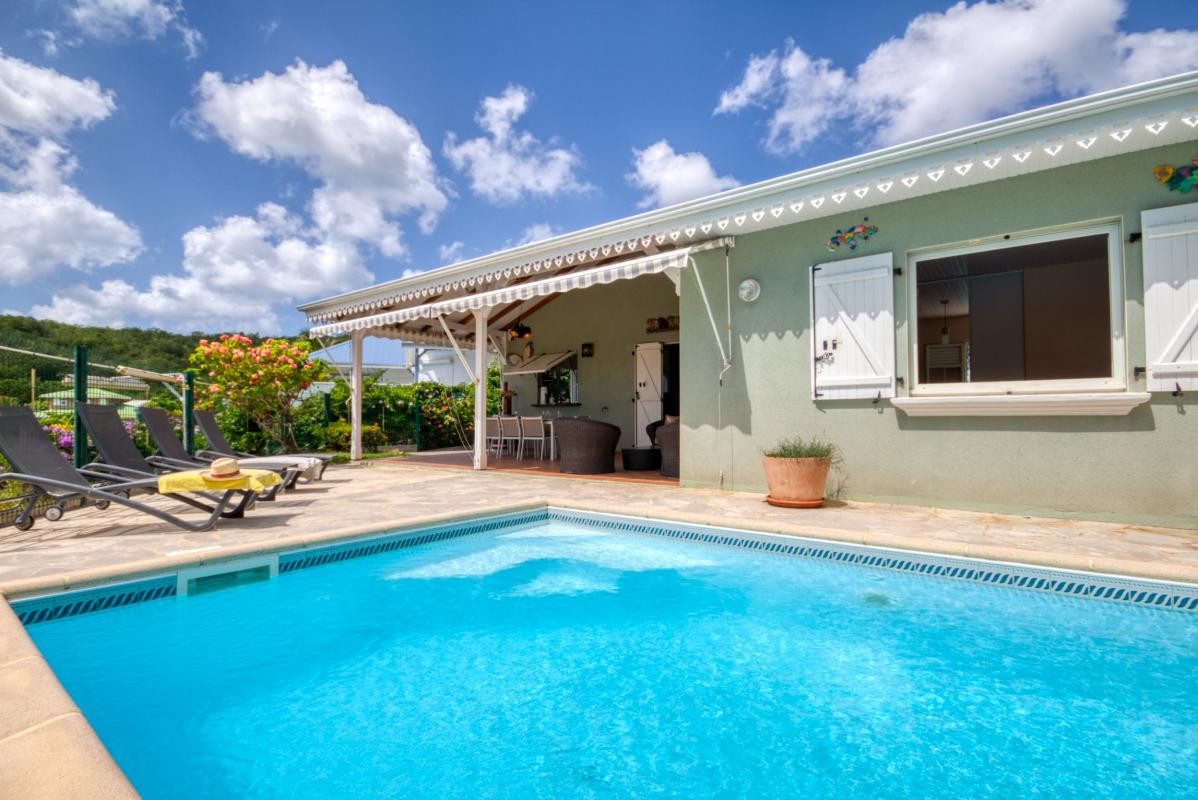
135,406,300,492
193,409,329,480
0,406,255,532
77,403,297,500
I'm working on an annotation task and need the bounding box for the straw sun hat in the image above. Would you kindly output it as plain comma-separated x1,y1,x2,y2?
201,457,243,482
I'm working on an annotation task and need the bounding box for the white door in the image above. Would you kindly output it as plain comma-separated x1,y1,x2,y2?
810,252,897,400
634,342,663,447
1143,202,1198,392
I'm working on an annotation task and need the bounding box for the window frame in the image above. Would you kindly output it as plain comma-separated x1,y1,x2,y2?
906,221,1127,397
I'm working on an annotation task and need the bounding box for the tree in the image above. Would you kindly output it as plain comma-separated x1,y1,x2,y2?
190,335,321,452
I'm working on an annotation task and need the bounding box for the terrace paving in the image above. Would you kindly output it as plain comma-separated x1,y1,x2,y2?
1,459,1196,597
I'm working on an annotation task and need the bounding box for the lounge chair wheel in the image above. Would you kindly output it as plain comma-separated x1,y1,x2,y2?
14,517,33,531
95,500,111,510
44,505,64,522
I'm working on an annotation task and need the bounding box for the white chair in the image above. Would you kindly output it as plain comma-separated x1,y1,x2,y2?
519,416,547,459
485,416,501,455
499,416,522,457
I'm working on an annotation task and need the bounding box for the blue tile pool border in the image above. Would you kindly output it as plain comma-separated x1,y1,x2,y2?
12,505,1198,625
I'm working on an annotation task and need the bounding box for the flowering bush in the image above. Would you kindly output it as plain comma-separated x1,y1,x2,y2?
190,335,323,452
43,423,74,451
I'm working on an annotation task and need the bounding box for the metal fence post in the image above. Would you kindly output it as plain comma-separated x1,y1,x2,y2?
72,345,88,468
182,370,196,456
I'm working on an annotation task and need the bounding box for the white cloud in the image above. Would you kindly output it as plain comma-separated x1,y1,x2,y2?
0,51,141,284
34,59,446,333
191,59,448,256
516,223,559,246
717,0,1198,153
443,85,589,204
67,0,204,59
32,203,371,332
438,240,467,263
627,140,739,208
0,51,115,137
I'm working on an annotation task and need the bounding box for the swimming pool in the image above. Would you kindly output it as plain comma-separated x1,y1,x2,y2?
21,509,1198,798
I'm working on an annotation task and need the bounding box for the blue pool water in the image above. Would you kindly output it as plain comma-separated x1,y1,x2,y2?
26,519,1198,799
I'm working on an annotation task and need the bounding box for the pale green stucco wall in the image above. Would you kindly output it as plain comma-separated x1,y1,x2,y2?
679,141,1198,528
509,275,679,449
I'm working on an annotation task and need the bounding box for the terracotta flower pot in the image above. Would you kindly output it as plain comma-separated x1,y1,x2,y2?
761,455,831,508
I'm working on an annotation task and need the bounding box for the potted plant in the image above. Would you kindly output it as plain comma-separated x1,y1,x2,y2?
761,436,839,508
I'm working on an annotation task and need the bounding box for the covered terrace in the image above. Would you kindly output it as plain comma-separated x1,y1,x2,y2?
303,238,735,472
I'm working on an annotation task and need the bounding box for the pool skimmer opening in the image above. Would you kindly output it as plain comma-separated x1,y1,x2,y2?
177,556,278,597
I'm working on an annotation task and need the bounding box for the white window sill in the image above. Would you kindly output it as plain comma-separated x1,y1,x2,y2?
891,392,1151,417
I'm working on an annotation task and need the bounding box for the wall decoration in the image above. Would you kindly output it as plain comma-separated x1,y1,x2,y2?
1154,155,1198,194
826,217,878,252
738,278,761,303
646,315,680,334
580,342,594,357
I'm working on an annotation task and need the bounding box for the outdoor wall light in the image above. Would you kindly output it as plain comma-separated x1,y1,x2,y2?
507,321,533,340
737,278,761,303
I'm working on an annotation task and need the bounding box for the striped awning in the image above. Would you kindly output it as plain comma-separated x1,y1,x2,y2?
505,351,573,376
309,245,699,338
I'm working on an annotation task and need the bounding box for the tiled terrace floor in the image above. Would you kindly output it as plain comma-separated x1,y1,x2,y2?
1,460,1196,596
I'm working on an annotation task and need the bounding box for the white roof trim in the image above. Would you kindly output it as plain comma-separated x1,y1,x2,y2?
301,72,1198,323
309,247,695,338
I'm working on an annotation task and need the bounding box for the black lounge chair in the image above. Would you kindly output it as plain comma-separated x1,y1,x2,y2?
77,403,296,500
194,409,330,480
133,406,300,493
0,406,255,532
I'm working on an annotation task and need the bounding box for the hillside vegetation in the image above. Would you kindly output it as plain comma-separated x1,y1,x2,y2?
0,315,238,404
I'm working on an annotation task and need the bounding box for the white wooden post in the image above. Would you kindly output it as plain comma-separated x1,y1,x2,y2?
350,329,364,461
473,309,490,470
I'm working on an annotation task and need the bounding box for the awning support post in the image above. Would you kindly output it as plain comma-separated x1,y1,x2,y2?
473,309,491,471
350,330,364,461
436,315,477,385
688,256,732,375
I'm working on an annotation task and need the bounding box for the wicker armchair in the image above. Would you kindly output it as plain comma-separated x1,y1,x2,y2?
554,418,621,474
655,421,680,478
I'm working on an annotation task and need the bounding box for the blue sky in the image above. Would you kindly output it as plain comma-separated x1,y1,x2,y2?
1,0,1196,334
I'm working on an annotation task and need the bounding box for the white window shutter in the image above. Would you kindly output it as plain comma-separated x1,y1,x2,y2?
1142,202,1198,392
810,252,896,400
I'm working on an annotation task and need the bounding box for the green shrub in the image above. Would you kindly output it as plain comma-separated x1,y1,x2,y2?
764,436,839,461
325,421,387,452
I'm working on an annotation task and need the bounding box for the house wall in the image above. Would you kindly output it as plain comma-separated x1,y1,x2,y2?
509,274,680,449
678,140,1198,528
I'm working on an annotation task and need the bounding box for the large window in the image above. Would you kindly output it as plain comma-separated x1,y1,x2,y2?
911,224,1124,394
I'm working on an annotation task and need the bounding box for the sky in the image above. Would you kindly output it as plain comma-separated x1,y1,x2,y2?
1,0,1196,336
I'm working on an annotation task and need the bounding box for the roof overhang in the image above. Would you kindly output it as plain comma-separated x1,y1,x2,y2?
300,71,1198,328
308,244,712,340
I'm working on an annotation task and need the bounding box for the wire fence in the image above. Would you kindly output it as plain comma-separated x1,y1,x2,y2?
0,338,475,529
0,343,193,529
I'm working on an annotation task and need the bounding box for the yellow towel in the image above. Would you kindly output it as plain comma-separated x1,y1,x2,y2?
157,468,282,495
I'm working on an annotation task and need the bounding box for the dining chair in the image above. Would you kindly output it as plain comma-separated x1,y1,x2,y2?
520,416,547,459
499,415,522,457
485,416,502,455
